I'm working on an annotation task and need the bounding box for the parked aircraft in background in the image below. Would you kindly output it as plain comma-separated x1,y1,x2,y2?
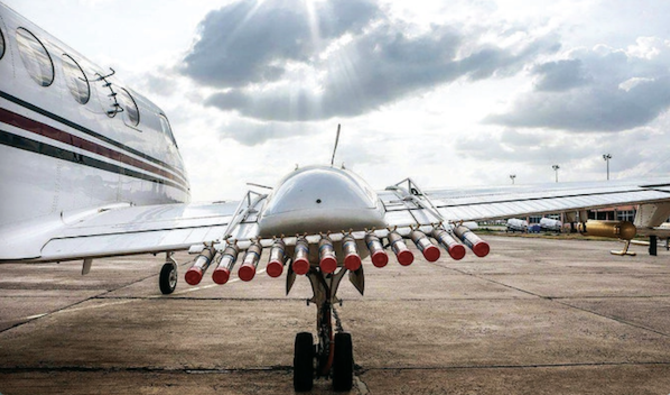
3,3,670,391
506,218,529,233
540,217,563,233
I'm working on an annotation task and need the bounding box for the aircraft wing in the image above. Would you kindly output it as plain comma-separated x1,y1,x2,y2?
381,178,670,227
0,200,249,263
5,177,670,264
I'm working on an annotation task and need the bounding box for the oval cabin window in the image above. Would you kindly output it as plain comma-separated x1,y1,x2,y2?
0,28,5,60
62,54,90,104
16,27,54,87
117,88,140,126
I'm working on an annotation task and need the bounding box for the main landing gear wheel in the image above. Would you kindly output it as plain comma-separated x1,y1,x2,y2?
332,332,354,391
159,261,178,295
294,332,314,392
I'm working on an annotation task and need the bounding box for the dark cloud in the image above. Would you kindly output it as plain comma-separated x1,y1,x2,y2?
181,0,379,88
181,0,558,123
486,44,670,132
217,119,313,146
202,24,557,121
532,59,591,91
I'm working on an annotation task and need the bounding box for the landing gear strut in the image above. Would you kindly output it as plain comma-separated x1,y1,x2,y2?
292,267,356,392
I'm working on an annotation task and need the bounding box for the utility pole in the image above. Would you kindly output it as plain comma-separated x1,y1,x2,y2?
510,174,516,185
603,153,612,181
552,165,560,183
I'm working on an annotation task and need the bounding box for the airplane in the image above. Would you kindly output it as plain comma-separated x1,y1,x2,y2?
2,2,670,391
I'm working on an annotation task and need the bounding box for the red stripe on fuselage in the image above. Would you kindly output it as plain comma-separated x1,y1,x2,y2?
0,107,187,187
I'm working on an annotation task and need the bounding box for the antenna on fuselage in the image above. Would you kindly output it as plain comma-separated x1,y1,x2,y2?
330,124,341,167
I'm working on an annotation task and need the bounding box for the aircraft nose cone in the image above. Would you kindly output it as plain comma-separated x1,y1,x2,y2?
397,250,414,266
472,241,490,258
320,256,337,273
267,260,283,278
423,245,441,262
449,245,466,260
212,268,231,285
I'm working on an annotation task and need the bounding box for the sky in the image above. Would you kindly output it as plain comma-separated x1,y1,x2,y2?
5,0,670,202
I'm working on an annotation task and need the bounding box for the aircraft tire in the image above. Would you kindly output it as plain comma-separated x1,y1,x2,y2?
332,332,353,392
294,332,314,392
159,262,178,295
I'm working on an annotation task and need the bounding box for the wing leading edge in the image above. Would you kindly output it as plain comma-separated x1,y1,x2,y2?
381,178,670,227
0,201,241,263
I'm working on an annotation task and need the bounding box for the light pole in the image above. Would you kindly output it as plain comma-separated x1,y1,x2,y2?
603,154,612,181
552,165,560,183
510,174,516,185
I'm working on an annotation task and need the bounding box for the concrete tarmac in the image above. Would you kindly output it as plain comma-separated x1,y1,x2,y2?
1,236,669,394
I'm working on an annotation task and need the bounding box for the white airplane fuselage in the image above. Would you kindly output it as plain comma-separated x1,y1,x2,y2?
0,3,190,229
0,3,387,257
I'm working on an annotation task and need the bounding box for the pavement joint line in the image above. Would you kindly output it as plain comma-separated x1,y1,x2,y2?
172,268,267,296
549,294,670,300
553,299,670,337
87,296,528,302
0,258,185,334
2,361,670,374
359,361,670,371
429,261,670,338
5,268,275,324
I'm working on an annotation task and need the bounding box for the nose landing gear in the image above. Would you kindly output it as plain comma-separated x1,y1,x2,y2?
292,267,356,392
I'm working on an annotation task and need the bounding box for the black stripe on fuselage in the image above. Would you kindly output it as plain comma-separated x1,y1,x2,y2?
0,129,189,194
0,89,188,181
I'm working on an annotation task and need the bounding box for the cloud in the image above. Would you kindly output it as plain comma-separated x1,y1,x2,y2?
485,39,670,132
216,118,314,146
180,0,559,123
181,0,379,88
454,123,670,184
532,59,591,91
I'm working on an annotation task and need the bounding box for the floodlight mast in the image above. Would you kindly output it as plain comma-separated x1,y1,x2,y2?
552,165,560,183
603,154,612,181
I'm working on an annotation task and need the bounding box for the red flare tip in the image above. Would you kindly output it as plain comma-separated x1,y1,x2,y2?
212,268,231,285
292,258,310,275
320,256,337,273
184,267,203,286
344,254,362,271
397,250,414,266
422,245,441,262
238,265,256,282
371,250,389,268
267,260,283,278
472,241,490,258
449,245,467,261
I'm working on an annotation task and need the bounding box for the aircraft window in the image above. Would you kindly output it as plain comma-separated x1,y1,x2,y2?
0,28,5,60
16,27,54,87
158,114,178,147
62,54,90,104
117,88,140,126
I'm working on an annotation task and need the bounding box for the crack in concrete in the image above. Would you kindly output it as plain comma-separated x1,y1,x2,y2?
429,262,670,338
0,264,168,334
